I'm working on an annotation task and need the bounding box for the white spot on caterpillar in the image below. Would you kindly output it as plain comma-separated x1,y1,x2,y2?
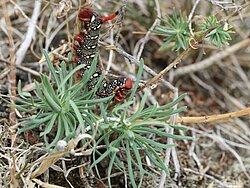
93,73,99,78
91,15,96,22
91,36,98,40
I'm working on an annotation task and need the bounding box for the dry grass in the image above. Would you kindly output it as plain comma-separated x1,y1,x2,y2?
0,0,250,187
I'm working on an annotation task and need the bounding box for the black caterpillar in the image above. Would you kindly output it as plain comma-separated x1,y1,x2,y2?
73,8,132,102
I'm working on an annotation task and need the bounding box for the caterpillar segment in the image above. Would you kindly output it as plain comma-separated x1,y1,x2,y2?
74,8,132,102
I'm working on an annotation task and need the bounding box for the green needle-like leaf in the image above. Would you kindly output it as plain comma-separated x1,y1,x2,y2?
108,151,117,188
40,113,58,136
125,141,137,188
43,50,60,88
69,100,85,132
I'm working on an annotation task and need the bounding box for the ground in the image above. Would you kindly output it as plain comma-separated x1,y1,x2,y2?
0,0,250,187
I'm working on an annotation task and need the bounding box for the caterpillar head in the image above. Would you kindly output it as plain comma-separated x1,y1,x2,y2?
113,78,133,102
78,8,118,25
96,77,133,102
123,78,133,90
78,8,95,22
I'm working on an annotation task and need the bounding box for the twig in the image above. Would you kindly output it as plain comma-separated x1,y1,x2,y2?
189,132,202,171
39,43,71,64
211,81,245,109
187,0,201,36
171,147,181,183
3,0,17,131
207,0,235,10
159,90,179,188
191,127,250,180
174,38,250,77
107,44,176,91
175,106,250,123
217,126,250,148
45,11,78,50
183,168,234,187
230,54,250,93
137,24,220,93
134,0,161,60
17,66,40,77
9,0,46,37
0,58,40,77
114,0,128,45
213,135,250,180
15,0,42,65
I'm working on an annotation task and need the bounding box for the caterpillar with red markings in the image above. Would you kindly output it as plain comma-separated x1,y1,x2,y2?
73,8,132,102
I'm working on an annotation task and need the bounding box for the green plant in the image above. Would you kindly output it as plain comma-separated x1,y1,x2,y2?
16,52,191,187
16,51,111,148
199,15,234,47
90,60,192,187
152,12,234,53
152,10,190,52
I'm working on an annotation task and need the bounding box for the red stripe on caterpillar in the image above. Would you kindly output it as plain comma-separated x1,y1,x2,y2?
74,8,132,102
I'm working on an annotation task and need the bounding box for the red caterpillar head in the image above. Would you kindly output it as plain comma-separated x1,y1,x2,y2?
121,77,133,90
113,78,133,102
78,8,93,22
96,77,133,102
78,8,118,24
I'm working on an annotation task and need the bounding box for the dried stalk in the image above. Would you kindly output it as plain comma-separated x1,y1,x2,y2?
175,107,250,124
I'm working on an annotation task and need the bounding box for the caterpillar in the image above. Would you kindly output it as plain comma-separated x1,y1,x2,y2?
73,8,132,102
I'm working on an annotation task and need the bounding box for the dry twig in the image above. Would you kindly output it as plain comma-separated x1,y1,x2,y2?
175,106,250,124
15,0,42,65
174,38,250,77
137,25,219,93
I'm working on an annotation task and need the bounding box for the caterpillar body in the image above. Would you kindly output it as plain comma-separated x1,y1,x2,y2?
73,8,132,102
